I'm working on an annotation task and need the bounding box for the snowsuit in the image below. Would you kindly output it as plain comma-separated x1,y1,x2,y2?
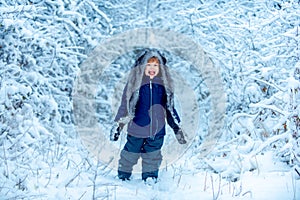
114,49,181,180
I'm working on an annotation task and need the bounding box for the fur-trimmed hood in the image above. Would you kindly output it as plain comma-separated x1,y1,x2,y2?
123,49,178,124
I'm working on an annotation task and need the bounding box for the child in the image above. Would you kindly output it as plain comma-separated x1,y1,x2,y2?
110,49,186,182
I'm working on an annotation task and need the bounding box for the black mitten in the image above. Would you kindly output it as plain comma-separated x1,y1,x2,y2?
174,128,187,144
110,123,125,141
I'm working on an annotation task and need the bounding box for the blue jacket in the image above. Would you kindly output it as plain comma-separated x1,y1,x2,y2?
115,75,180,138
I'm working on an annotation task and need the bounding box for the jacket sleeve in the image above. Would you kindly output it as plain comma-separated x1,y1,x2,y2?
166,106,181,132
114,84,128,123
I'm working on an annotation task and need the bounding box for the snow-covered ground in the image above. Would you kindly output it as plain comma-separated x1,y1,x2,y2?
9,149,298,200
1,0,300,199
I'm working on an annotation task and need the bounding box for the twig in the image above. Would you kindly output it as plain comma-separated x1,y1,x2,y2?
92,161,101,199
65,172,81,188
249,132,289,157
211,174,221,200
85,1,112,31
216,174,221,199
177,174,182,187
45,164,52,188
204,171,208,191
292,171,297,200
211,175,215,200
78,191,87,200
0,5,46,14
254,155,260,175
249,76,285,91
234,181,243,197
171,165,176,179
249,103,288,116
242,191,252,198
295,168,300,177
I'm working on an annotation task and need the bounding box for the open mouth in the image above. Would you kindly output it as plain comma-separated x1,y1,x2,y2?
148,70,156,76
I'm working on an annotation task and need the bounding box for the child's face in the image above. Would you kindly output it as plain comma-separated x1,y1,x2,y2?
145,59,160,79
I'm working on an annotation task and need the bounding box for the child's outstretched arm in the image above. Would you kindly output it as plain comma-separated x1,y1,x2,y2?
166,108,187,144
110,84,128,141
114,84,128,123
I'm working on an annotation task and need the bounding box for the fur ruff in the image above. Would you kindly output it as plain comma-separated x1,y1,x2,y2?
122,49,179,125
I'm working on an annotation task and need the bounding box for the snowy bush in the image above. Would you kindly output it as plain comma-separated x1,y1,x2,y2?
194,0,300,182
0,0,105,198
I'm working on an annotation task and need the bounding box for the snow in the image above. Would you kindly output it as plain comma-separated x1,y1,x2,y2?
11,153,296,200
1,0,300,199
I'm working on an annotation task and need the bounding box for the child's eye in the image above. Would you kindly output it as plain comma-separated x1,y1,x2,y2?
146,63,159,67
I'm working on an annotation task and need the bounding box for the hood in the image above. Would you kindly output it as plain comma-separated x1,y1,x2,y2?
134,49,167,67
125,49,175,118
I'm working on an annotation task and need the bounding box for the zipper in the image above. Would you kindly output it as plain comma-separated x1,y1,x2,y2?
155,119,158,136
149,80,153,139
